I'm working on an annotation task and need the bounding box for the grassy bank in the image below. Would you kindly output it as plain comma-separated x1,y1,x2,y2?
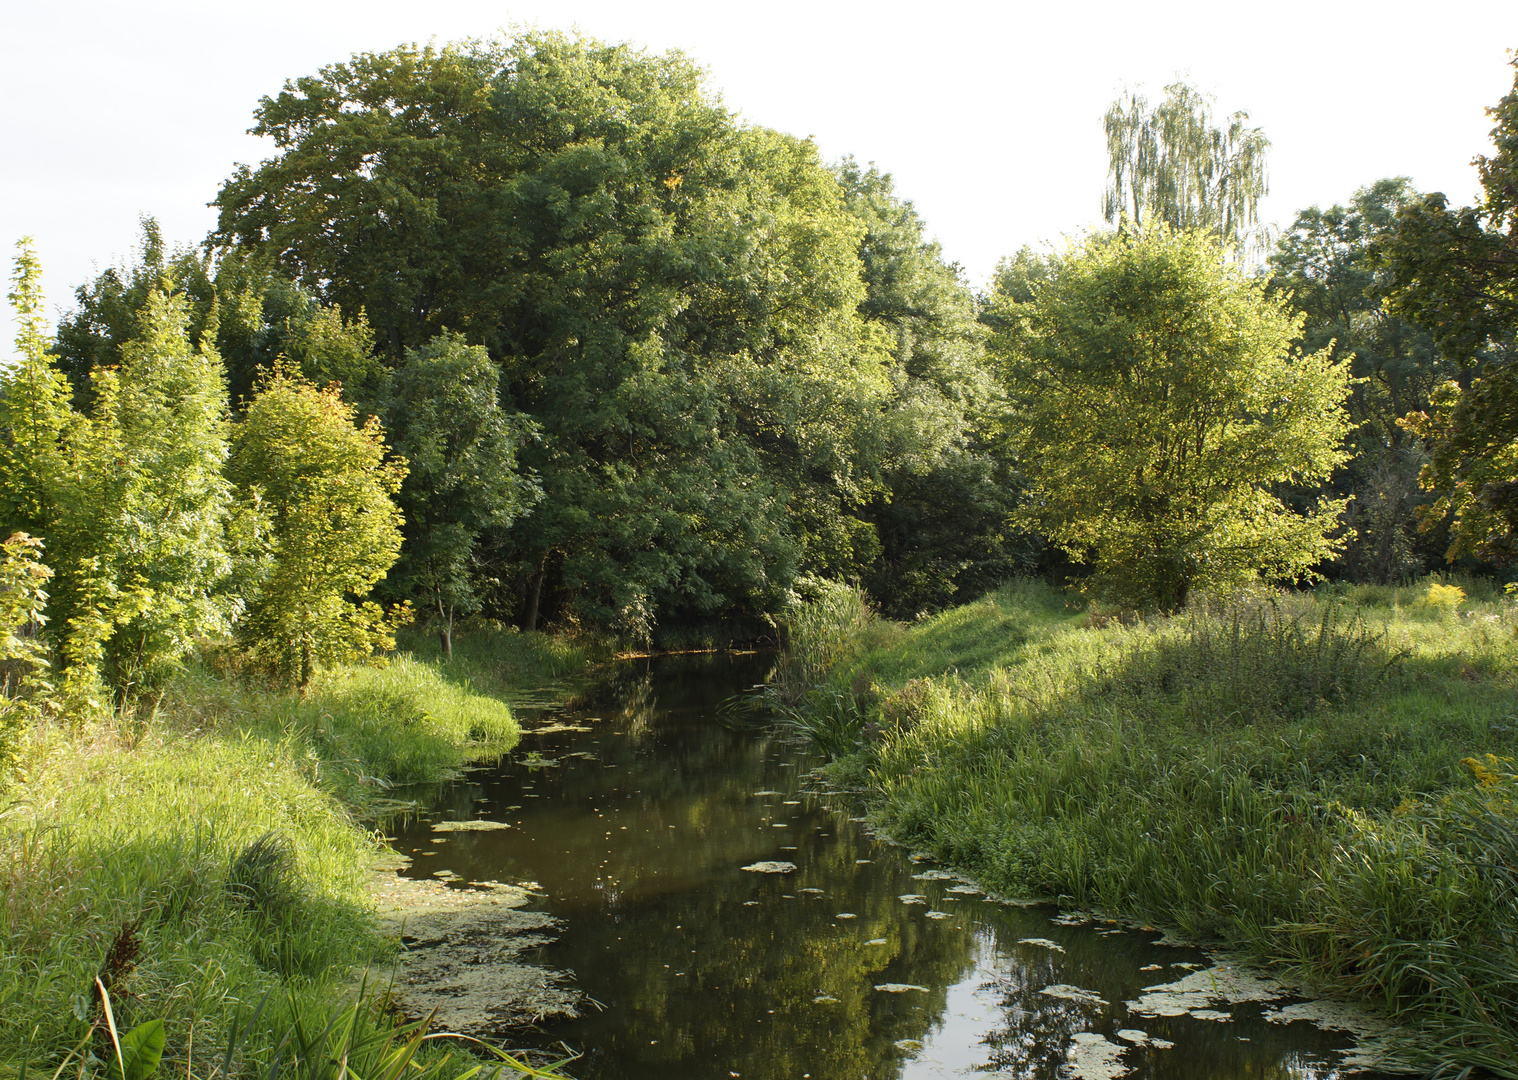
778,579,1518,1075
0,629,593,1077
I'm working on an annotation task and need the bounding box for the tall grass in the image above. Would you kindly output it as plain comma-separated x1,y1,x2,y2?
1,629,587,1078
764,581,902,754
779,578,1518,1075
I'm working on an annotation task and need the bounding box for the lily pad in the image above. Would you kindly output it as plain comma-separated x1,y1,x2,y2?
835,912,857,919
924,910,953,919
898,894,927,904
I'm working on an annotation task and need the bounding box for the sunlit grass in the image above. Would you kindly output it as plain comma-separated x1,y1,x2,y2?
785,577,1518,1075
0,628,583,1078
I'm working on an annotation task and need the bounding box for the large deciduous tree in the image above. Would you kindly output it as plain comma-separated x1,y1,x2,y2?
1268,178,1453,582
994,228,1353,611
1383,57,1518,566
1103,82,1270,257
211,32,898,632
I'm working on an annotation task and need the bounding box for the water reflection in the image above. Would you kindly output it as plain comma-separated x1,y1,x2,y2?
392,653,1390,1080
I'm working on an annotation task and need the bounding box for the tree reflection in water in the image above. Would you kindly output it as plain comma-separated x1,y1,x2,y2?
392,654,1391,1080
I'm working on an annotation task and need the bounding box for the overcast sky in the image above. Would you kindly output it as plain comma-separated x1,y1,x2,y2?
3,0,1515,338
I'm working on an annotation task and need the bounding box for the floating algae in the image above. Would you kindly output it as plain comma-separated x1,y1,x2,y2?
1018,937,1066,953
875,983,930,993
372,872,578,1032
1066,1032,1129,1080
1039,984,1108,1006
741,861,796,873
432,819,512,832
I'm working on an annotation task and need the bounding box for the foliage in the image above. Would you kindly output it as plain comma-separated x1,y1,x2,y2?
229,368,407,688
211,32,914,632
61,290,236,696
0,531,52,770
1383,58,1518,568
7,245,236,701
381,333,539,656
1,239,76,537
832,161,1024,616
1268,179,1452,582
54,219,383,411
991,227,1354,610
1102,82,1270,256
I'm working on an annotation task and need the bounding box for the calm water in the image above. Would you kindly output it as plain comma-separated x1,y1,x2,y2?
393,653,1390,1080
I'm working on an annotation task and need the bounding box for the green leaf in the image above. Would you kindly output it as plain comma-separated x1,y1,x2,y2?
118,1019,165,1080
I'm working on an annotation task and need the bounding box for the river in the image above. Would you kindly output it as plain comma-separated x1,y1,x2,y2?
391,652,1396,1080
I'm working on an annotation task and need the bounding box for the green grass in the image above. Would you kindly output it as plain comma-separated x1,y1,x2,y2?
0,630,588,1078
784,577,1518,1076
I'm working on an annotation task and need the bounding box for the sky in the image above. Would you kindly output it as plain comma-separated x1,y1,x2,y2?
3,0,1516,335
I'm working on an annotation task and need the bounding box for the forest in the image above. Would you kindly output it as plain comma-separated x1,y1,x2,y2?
3,28,1518,1080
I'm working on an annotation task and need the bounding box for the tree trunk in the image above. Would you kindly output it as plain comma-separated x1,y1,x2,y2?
525,557,546,633
436,590,453,660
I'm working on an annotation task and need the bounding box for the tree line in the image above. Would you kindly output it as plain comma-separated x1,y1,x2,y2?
3,31,1516,718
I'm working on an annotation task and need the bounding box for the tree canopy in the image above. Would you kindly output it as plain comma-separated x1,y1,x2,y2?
210,33,920,633
1384,57,1518,566
990,228,1352,610
1103,82,1270,256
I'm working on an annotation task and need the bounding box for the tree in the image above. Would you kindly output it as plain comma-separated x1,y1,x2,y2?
228,367,407,688
54,219,383,413
1103,82,1270,256
1268,179,1453,582
995,228,1353,611
5,245,234,702
829,161,1023,616
1383,56,1518,566
381,332,539,656
0,532,51,772
212,33,895,632
47,289,235,699
1,239,75,538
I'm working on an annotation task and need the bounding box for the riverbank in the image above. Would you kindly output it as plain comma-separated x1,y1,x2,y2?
778,579,1518,1077
0,627,598,1077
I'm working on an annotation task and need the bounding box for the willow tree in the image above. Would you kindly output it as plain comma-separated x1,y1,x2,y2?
1103,82,1270,256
